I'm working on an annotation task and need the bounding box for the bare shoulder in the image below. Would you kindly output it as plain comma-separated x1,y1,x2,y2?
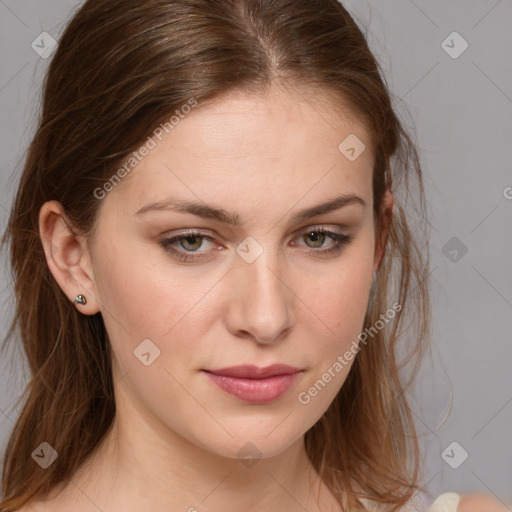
458,493,510,512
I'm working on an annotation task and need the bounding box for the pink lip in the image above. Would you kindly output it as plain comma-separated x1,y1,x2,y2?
206,364,301,379
202,364,303,404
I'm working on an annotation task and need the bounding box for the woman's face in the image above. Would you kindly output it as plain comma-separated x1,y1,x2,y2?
83,83,391,460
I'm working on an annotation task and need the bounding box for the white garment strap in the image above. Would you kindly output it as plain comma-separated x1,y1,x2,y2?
429,492,461,512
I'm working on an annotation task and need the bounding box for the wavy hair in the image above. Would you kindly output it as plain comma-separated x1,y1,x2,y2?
0,1,431,510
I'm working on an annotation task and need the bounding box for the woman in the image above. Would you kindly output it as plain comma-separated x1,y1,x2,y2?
0,1,506,511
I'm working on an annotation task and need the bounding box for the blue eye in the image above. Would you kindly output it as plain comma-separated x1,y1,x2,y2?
159,227,352,263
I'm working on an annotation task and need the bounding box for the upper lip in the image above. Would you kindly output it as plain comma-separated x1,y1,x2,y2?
203,364,302,379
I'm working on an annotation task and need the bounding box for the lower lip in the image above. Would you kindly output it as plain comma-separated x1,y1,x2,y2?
202,371,302,404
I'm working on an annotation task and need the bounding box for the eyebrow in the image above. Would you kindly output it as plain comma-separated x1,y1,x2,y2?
134,193,366,225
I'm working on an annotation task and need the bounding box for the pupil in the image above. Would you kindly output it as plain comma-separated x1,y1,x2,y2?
307,231,324,247
184,235,201,250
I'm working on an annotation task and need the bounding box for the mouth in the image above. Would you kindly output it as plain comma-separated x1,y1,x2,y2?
204,364,302,379
201,364,303,404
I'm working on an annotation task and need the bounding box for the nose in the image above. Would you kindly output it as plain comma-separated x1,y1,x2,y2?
225,247,295,345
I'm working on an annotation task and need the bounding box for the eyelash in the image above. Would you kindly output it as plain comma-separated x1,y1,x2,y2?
158,227,353,263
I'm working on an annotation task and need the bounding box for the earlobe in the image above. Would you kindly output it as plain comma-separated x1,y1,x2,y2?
39,200,100,315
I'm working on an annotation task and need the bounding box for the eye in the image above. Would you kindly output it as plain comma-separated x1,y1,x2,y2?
158,227,352,263
159,230,216,262
293,227,352,258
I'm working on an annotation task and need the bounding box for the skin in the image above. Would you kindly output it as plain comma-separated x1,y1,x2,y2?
35,81,396,512
457,493,510,512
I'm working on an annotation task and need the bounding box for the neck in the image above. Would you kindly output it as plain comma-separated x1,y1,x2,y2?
44,380,341,512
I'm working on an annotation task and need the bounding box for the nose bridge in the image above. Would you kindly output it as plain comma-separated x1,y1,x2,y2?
231,235,293,342
237,235,286,303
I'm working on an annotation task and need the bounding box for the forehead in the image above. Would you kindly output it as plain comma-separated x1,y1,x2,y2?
162,83,371,159
107,83,374,217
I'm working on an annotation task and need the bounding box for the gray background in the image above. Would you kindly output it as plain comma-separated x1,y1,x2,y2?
0,0,511,507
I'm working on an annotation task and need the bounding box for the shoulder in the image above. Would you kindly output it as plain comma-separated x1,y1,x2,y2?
457,493,509,512
429,492,508,512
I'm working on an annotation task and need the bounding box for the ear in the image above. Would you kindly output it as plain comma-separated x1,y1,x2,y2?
373,189,394,274
39,200,100,315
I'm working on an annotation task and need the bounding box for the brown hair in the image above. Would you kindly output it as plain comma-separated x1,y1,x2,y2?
0,1,431,510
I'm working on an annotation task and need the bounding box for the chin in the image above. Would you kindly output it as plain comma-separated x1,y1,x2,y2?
190,427,304,463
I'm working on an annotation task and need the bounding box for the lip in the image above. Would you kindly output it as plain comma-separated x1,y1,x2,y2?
205,364,302,379
202,364,303,404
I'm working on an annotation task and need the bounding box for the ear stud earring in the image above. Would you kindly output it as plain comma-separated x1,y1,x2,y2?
72,294,87,305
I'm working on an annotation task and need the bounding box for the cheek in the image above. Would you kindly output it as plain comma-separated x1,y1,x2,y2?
94,236,189,331
294,268,371,420
93,238,217,376
93,244,213,431
295,239,374,402
303,249,373,339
